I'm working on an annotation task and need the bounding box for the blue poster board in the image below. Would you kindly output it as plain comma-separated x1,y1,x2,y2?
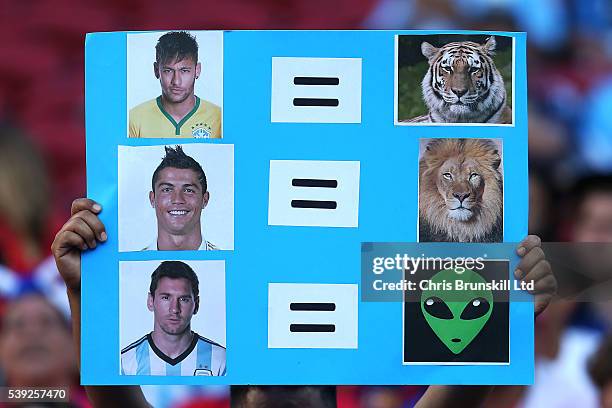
83,30,530,385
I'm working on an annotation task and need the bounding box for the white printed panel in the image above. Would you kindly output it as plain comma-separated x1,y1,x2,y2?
268,283,358,349
271,57,362,123
268,160,360,227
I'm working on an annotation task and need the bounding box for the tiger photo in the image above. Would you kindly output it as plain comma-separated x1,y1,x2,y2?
397,35,513,124
418,138,503,243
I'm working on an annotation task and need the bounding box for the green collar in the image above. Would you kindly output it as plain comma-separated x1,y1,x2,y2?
156,96,200,135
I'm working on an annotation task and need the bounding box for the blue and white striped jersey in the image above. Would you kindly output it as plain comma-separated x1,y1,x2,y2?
121,332,226,376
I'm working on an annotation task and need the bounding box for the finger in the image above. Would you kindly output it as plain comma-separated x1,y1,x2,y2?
518,259,551,286
516,235,541,257
73,210,107,242
515,246,545,279
71,198,102,216
52,229,88,256
530,274,557,295
534,292,554,317
65,217,98,249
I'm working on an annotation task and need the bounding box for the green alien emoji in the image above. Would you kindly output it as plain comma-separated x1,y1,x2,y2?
420,268,493,354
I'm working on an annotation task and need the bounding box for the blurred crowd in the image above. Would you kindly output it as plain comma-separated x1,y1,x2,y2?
0,0,611,407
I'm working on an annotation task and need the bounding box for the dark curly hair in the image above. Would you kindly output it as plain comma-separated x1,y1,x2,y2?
151,145,207,193
156,31,198,64
149,261,199,313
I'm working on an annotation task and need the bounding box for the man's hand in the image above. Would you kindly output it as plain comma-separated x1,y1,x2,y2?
515,235,556,316
51,198,107,292
416,236,557,408
50,199,148,408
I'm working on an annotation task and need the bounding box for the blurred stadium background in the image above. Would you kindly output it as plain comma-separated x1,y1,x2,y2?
0,0,611,407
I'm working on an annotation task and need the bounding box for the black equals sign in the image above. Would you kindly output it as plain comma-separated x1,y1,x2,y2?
289,302,336,333
293,76,340,107
291,178,338,210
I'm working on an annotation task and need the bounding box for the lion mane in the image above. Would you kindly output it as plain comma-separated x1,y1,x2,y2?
419,139,503,242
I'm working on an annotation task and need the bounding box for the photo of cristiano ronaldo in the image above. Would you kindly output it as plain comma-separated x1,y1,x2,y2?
144,145,218,251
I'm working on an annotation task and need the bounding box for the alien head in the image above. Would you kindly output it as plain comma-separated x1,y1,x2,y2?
420,268,493,354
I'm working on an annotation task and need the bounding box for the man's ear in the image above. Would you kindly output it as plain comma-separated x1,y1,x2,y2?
154,62,160,79
202,191,210,209
195,62,201,80
147,293,154,311
194,296,199,315
149,191,155,208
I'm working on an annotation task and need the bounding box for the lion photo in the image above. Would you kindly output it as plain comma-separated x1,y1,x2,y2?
418,138,503,242
396,34,513,125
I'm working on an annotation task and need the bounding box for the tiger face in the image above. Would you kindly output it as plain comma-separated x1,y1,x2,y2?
418,36,509,123
432,46,486,107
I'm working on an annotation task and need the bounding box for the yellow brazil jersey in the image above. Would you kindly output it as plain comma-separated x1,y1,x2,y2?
129,96,221,139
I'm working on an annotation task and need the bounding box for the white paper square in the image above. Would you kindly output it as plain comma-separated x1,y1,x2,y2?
271,57,362,123
268,160,360,227
268,283,358,349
